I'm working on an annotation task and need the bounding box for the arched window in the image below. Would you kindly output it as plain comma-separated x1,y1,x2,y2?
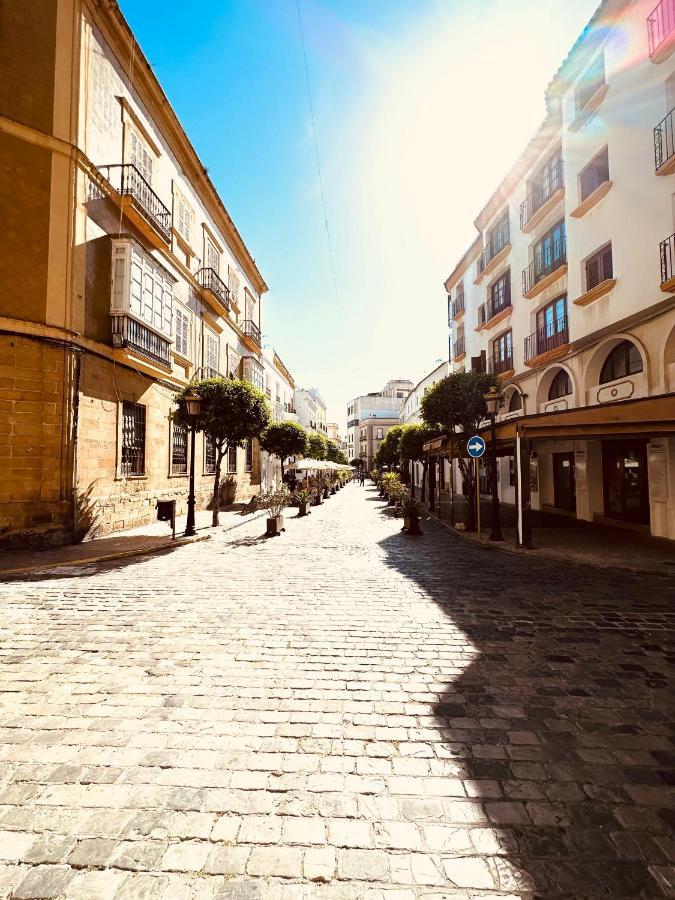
599,340,643,384
548,369,572,400
508,391,522,412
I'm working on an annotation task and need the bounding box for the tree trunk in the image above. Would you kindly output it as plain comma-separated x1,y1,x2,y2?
410,461,415,498
280,457,285,483
458,456,475,531
429,456,436,512
421,459,427,503
212,447,224,527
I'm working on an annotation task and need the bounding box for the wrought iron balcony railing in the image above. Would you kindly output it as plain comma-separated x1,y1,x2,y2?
524,315,569,363
522,236,567,294
452,336,466,358
451,293,465,319
196,366,220,380
655,107,675,172
648,0,675,58
520,160,564,229
98,164,172,242
477,221,510,277
242,319,261,346
660,232,675,284
489,353,514,376
111,314,171,367
347,418,359,428
197,267,230,309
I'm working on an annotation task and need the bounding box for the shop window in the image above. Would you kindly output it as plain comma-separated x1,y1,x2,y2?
599,341,642,384
548,370,572,400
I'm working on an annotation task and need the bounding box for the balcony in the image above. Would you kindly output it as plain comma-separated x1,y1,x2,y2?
348,418,359,428
520,160,564,232
524,315,570,367
660,232,675,292
452,336,466,361
197,267,230,313
111,315,171,369
655,108,675,174
98,164,171,248
522,237,567,299
475,222,511,283
648,0,675,60
451,293,465,320
195,366,220,380
488,353,514,377
242,319,261,350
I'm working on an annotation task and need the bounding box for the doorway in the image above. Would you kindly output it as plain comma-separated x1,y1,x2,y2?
601,440,650,525
552,452,576,512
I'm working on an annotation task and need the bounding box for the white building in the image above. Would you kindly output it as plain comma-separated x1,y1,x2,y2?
400,362,449,489
261,347,298,487
346,379,414,468
443,0,675,543
295,388,328,436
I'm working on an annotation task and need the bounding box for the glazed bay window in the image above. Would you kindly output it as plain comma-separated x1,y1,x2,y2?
171,421,188,475
110,240,174,366
586,243,613,290
580,147,609,202
242,356,265,391
121,401,146,476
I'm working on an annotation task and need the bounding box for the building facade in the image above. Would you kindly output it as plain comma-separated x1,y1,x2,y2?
400,362,450,488
261,347,298,487
294,388,328,437
443,0,675,542
346,379,414,468
0,0,269,547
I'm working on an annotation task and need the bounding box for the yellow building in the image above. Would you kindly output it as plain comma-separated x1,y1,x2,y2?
0,0,269,547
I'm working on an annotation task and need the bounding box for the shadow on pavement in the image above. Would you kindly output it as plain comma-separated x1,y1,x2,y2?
376,491,675,898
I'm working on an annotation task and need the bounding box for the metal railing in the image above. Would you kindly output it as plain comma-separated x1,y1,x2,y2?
196,366,220,380
655,107,675,171
98,164,171,241
648,0,675,57
524,315,569,363
477,220,510,276
520,159,564,229
660,232,675,284
111,314,171,367
452,293,465,318
347,418,359,428
453,336,466,358
489,353,514,376
242,319,261,345
197,267,230,309
522,236,567,294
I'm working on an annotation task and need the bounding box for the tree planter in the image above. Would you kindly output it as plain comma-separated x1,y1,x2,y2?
323,487,330,499
266,515,284,537
403,513,422,535
297,502,309,517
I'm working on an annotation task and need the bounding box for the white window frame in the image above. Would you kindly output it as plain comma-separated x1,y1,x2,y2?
111,239,174,339
174,304,191,360
204,327,220,374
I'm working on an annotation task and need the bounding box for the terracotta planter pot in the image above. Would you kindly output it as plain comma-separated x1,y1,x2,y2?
266,515,284,536
404,513,422,535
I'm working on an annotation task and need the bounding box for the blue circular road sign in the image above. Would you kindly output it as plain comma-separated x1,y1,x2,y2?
466,435,486,458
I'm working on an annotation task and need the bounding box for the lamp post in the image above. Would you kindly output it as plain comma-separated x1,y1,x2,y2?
183,391,202,537
484,386,503,542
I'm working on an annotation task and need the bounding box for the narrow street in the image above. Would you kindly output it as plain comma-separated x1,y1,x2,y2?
0,483,673,899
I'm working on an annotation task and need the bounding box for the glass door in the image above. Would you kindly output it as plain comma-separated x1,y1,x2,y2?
553,452,576,512
602,441,650,524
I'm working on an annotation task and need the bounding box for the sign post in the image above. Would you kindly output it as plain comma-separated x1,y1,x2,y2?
467,435,486,541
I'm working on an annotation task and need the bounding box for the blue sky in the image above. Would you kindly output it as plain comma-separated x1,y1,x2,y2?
119,0,598,431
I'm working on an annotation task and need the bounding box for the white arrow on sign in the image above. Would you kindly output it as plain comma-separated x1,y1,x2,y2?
469,441,483,453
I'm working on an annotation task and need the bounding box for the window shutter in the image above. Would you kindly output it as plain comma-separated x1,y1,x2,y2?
602,245,613,281
586,257,600,290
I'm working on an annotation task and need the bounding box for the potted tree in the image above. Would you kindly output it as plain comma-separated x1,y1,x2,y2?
401,491,423,535
258,487,289,536
259,421,309,484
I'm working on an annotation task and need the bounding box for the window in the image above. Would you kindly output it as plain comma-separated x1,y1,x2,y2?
227,444,238,474
579,147,609,202
245,440,253,473
113,241,174,338
535,149,563,200
121,402,146,476
534,219,566,276
227,345,241,379
585,244,613,290
477,303,486,326
228,267,240,304
204,329,219,375
204,436,217,474
599,341,642,384
488,211,510,256
576,53,605,113
489,271,511,317
171,422,188,475
536,295,568,340
509,457,516,486
548,370,572,400
174,306,190,359
492,331,513,374
205,237,220,273
376,427,384,439
129,129,153,183
508,391,523,412
174,190,193,245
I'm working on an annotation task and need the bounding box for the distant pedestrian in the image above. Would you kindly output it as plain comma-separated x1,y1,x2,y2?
360,470,365,486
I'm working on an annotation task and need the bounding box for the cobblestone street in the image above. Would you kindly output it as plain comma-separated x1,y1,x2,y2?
0,483,673,899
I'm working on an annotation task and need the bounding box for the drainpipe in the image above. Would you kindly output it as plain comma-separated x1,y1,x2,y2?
71,350,82,543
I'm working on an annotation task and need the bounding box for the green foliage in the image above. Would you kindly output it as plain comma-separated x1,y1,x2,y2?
350,458,362,468
376,425,404,468
307,431,328,460
257,487,289,518
420,371,497,448
326,440,348,464
398,423,438,463
260,421,308,477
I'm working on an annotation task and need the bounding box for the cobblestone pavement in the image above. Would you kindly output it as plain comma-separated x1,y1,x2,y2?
0,483,673,899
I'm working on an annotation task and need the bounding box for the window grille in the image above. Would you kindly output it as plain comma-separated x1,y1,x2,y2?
227,444,238,474
171,422,188,474
246,441,253,472
204,436,217,474
121,402,146,476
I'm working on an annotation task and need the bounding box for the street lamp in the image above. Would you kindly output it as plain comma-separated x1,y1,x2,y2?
484,386,503,542
184,391,202,537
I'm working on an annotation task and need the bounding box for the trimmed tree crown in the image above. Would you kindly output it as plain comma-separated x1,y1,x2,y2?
260,420,308,461
398,423,438,462
307,431,328,460
174,377,271,447
420,371,497,445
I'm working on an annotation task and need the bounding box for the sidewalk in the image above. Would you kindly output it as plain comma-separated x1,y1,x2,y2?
0,506,263,577
418,492,675,576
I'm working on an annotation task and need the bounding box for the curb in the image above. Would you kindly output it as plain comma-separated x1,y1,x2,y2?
0,533,212,578
422,507,673,579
